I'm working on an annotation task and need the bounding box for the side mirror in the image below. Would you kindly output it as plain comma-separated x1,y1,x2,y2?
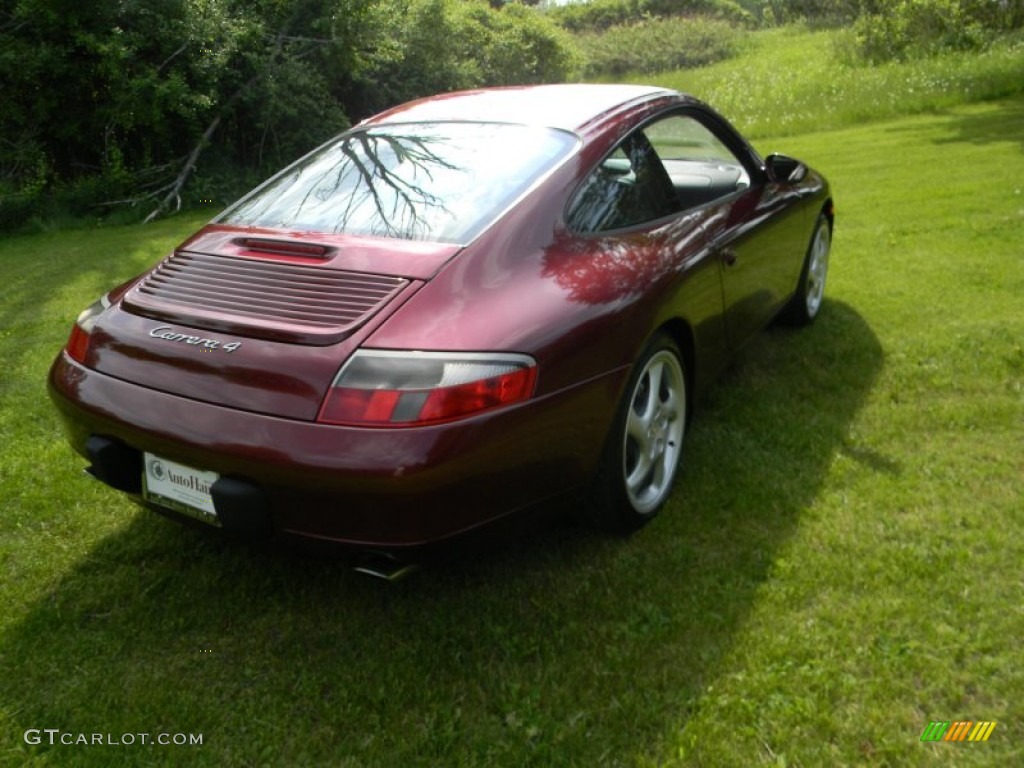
765,153,807,183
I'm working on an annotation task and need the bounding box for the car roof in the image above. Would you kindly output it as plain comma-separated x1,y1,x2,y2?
359,84,682,133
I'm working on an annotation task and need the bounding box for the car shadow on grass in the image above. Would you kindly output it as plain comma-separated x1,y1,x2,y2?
1,299,883,767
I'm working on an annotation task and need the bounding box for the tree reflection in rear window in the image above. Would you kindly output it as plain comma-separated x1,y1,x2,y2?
221,122,578,244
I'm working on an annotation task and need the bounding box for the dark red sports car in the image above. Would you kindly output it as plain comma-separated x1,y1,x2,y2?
49,84,832,557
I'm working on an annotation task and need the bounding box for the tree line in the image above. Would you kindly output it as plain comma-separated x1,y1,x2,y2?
0,0,577,227
2,0,1020,229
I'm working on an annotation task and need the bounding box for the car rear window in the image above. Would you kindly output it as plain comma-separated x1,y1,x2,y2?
221,122,577,244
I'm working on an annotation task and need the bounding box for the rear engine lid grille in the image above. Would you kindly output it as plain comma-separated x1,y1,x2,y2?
123,251,408,344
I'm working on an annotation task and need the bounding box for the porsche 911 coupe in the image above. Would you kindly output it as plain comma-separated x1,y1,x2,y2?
48,84,833,557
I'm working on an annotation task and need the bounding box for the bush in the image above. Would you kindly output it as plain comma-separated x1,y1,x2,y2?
0,0,583,231
550,0,753,33
548,0,644,33
0,174,142,232
484,3,583,85
855,0,1024,61
361,0,581,111
642,0,756,25
759,0,861,27
0,185,46,232
577,16,744,77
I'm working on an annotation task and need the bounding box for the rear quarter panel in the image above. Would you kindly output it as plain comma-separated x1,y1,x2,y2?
364,150,731,401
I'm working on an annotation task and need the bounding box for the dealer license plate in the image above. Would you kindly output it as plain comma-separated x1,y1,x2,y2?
142,453,220,527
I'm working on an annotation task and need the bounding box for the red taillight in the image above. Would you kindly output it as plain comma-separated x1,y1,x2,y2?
326,389,403,424
419,366,535,422
318,351,538,426
65,294,110,364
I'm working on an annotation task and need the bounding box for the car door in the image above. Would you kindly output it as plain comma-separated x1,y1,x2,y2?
645,110,810,348
647,109,815,348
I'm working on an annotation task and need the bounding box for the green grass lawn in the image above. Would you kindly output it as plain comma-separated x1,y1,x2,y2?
2,67,1023,768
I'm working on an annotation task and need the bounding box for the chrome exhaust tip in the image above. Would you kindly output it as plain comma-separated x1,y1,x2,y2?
353,553,419,582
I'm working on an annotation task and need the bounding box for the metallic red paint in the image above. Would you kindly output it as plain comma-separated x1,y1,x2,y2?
48,84,832,552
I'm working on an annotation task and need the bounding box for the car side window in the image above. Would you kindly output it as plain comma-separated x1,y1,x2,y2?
644,114,751,210
566,133,680,233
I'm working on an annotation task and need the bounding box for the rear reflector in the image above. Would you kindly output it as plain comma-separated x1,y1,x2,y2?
65,294,111,364
67,324,91,363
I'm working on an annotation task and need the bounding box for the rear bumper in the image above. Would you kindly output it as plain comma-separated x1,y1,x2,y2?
48,352,625,549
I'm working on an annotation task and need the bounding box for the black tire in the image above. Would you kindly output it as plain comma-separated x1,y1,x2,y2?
583,333,687,533
779,213,831,326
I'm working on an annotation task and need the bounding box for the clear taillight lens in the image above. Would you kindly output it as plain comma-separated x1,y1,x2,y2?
318,350,538,426
66,294,111,364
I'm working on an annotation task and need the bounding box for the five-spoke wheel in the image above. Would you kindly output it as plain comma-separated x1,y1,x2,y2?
781,212,831,325
623,347,686,515
585,334,687,532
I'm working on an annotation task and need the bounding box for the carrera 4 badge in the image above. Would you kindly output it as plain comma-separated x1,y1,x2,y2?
149,326,242,353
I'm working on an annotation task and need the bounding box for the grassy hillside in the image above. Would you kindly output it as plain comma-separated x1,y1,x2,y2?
630,25,1024,137
1,29,1022,768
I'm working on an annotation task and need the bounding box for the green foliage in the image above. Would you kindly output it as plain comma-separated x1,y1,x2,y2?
359,0,580,113
855,0,1024,61
549,0,645,32
642,0,755,24
856,0,986,60
578,15,743,77
0,0,579,230
549,0,753,33
487,3,583,84
4,0,1021,228
759,0,861,27
0,0,343,225
550,0,1020,35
